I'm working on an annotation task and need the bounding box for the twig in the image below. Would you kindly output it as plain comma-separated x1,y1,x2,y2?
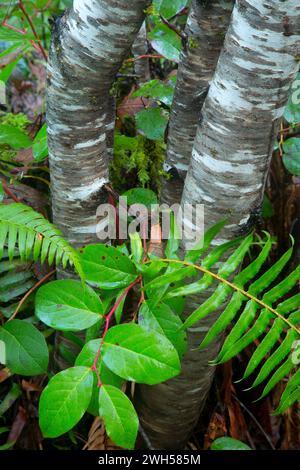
233,395,275,450
91,277,141,387
9,269,56,321
18,1,48,61
126,54,163,63
159,14,187,41
1,179,21,203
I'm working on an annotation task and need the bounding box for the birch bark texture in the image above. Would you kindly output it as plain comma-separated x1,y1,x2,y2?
163,0,234,205
132,22,151,83
136,0,300,449
47,0,149,247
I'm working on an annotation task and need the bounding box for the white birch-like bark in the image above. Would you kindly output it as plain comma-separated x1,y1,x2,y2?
162,0,234,205
47,0,149,247
136,0,300,449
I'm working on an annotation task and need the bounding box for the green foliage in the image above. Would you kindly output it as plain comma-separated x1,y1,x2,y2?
80,244,137,289
35,280,104,331
1,199,299,449
0,319,49,375
99,385,139,450
33,123,48,162
136,107,168,140
282,137,300,177
211,437,252,451
111,133,166,193
132,78,176,107
148,21,182,62
0,203,82,276
102,323,181,384
39,366,94,438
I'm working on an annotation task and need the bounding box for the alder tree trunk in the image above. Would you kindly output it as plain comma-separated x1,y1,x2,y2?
136,0,300,449
162,0,234,205
47,0,149,247
132,22,151,84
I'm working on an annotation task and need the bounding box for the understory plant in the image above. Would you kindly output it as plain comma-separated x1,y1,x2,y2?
0,201,300,449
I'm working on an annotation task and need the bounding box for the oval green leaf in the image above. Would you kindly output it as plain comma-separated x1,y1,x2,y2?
102,323,181,384
75,340,123,416
35,280,103,331
39,366,93,438
80,245,137,289
139,301,187,358
99,385,139,450
0,319,49,375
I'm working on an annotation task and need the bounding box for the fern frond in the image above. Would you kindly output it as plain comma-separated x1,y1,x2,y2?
156,233,300,413
0,203,83,277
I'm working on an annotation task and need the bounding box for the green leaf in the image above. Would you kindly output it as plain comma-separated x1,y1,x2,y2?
0,320,48,375
33,124,48,162
39,366,93,438
35,280,104,331
149,23,181,62
283,137,300,177
0,203,83,277
132,79,175,107
130,232,143,264
165,211,180,259
139,301,187,357
99,385,139,449
145,265,196,291
102,323,180,384
136,107,168,140
0,124,32,149
211,437,251,450
75,340,123,416
80,244,137,289
121,187,158,208
153,0,189,18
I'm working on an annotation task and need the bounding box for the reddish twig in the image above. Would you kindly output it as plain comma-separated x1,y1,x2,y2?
91,277,141,387
9,269,56,321
159,14,187,41
2,21,27,35
126,54,163,63
1,179,22,203
18,1,48,61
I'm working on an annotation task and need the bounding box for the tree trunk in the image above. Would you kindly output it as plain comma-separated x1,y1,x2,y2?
47,0,150,247
132,22,151,84
162,0,234,205
135,0,300,449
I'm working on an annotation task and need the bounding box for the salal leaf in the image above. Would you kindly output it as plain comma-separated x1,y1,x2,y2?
139,301,187,357
136,107,168,140
33,124,48,162
39,366,93,438
99,385,139,449
0,320,48,375
102,323,180,384
80,245,137,289
35,280,104,331
211,437,251,451
0,124,32,149
130,232,143,264
76,340,123,416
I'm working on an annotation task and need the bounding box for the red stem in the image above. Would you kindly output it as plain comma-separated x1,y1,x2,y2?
18,1,48,61
91,276,141,387
126,54,163,63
